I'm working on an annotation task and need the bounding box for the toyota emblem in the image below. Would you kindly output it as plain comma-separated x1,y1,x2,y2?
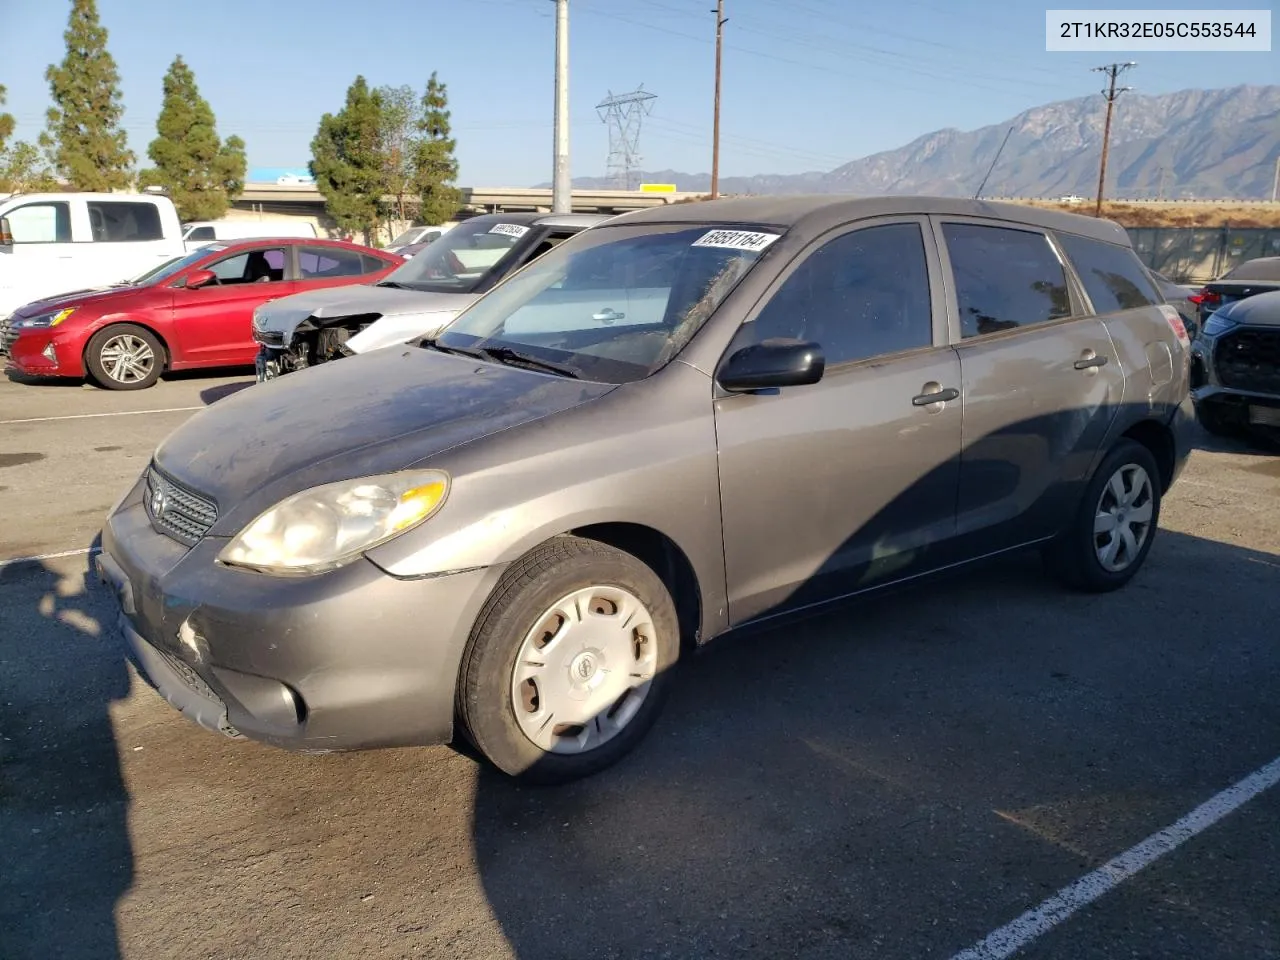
150,483,167,518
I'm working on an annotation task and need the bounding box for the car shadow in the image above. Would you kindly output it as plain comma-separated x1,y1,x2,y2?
3,367,86,388
0,533,132,960
469,528,1280,959
199,381,256,405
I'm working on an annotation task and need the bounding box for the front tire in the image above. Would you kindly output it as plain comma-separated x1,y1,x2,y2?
456,536,680,784
1044,438,1162,593
85,324,164,390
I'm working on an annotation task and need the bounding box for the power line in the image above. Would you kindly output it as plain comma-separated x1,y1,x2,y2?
1092,61,1136,216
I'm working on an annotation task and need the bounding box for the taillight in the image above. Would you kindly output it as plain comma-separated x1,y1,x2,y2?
1187,294,1204,305
1200,290,1222,306
1159,305,1190,348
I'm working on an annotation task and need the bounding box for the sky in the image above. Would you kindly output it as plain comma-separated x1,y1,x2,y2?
0,0,1276,186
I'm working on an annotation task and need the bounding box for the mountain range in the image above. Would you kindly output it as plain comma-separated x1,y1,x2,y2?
542,85,1280,200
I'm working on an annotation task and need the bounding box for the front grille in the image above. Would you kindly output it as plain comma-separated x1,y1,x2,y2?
1214,328,1280,395
0,315,16,356
145,465,218,545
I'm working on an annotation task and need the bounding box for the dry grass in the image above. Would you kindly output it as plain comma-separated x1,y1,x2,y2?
1015,200,1280,228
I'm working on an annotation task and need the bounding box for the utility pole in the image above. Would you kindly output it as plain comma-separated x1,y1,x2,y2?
552,0,571,214
710,0,726,199
1092,61,1136,217
1272,155,1279,203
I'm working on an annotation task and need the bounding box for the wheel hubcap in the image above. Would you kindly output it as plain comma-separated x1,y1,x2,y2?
100,335,155,383
1093,462,1154,572
511,585,658,755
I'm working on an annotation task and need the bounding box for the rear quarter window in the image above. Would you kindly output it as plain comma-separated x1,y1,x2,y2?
1056,232,1159,314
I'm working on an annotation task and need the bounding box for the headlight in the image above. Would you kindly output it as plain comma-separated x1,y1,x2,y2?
14,307,75,329
1201,313,1237,338
217,469,450,575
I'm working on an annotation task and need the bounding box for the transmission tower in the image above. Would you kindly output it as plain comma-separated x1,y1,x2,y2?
596,86,657,190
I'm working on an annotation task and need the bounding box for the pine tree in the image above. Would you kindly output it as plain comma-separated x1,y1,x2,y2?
138,56,246,220
413,72,461,225
0,85,57,194
41,0,134,190
310,76,386,244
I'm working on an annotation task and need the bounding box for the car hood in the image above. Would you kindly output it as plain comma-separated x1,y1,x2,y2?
254,283,477,336
1217,289,1280,327
12,284,145,317
153,346,617,537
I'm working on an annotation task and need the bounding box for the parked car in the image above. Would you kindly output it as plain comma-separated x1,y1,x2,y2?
1194,256,1280,330
98,196,1193,784
2,237,403,390
0,192,186,323
386,224,452,254
1148,268,1200,336
252,212,611,382
1188,288,1280,440
182,219,317,251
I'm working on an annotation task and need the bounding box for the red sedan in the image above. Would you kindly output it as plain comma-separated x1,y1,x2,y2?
1,237,404,390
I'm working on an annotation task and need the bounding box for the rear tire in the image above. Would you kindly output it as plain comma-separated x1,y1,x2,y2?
85,324,164,390
1044,438,1162,593
456,536,680,785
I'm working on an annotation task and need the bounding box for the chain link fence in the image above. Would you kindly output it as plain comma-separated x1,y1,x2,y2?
1127,227,1280,283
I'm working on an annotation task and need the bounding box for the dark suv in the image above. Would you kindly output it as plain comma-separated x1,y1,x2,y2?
1189,288,1280,439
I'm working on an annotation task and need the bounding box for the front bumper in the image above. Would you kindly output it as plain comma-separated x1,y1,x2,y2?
98,478,506,751
1189,331,1280,429
2,328,75,376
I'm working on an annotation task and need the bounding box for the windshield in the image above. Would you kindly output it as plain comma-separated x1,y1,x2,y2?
390,228,424,246
1222,257,1280,282
122,247,223,286
379,218,533,293
435,223,781,383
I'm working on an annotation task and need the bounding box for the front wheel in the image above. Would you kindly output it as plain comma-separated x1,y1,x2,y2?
1044,438,1162,593
85,324,164,390
456,536,680,784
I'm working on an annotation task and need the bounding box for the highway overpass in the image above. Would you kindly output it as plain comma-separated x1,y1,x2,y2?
234,183,703,219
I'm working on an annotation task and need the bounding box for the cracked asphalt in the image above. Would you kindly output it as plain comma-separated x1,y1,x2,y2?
1,370,1277,960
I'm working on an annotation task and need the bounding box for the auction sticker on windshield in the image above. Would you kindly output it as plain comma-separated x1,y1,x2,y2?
691,229,781,252
489,223,531,239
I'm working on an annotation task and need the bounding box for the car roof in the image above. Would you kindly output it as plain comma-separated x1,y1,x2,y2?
1222,256,1280,281
532,213,615,228
194,236,395,255
607,195,1131,245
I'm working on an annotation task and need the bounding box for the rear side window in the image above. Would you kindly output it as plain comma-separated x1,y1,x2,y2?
942,223,1072,338
1056,233,1158,314
299,246,366,279
4,201,72,243
187,226,215,241
87,201,164,242
361,254,391,274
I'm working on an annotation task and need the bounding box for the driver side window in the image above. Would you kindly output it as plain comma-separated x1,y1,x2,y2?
740,222,934,365
206,248,287,285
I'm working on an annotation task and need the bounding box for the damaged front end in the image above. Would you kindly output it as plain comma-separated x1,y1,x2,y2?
254,313,381,382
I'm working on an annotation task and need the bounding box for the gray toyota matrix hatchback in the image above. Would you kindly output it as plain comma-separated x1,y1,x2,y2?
98,197,1195,783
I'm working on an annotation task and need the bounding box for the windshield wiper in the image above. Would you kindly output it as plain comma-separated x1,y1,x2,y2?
475,345,581,379
419,337,482,358
375,280,415,289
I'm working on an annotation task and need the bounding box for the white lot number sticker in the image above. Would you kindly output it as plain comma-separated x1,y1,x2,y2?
691,229,780,252
489,223,530,239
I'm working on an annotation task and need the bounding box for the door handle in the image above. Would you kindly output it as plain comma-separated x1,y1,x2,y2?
912,384,959,406
1074,350,1108,370
592,308,625,324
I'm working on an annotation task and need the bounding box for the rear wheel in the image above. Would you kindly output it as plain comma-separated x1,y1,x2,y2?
85,324,164,390
456,536,680,784
1044,439,1161,593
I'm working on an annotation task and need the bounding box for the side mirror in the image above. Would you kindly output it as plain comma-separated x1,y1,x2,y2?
0,217,13,246
717,338,825,392
184,268,216,290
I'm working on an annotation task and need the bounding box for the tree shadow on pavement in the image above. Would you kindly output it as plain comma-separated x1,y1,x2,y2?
0,534,132,960
470,529,1280,960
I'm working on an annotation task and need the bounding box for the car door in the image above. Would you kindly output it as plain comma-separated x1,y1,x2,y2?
713,217,963,626
169,245,295,365
933,218,1124,554
0,198,78,312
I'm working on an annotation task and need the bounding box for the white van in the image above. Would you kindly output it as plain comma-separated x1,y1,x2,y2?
182,219,317,251
0,192,186,321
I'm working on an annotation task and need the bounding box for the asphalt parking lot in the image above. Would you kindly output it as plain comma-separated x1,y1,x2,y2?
1,367,1277,960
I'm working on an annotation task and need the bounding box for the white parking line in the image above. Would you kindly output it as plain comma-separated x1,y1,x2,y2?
949,754,1280,960
0,406,203,425
0,546,101,569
